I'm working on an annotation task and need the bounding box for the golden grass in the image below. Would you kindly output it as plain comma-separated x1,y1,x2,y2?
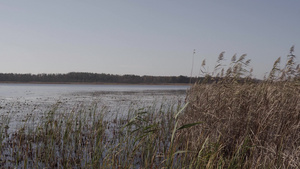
176,46,300,168
177,81,300,168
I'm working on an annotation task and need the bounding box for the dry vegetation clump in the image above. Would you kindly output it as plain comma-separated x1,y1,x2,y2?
177,46,300,168
179,82,300,168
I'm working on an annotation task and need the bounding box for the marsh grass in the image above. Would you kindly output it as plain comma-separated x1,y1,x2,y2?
177,46,300,168
179,81,300,168
0,100,190,168
1,46,300,168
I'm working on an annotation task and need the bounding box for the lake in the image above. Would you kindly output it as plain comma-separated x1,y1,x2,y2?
0,83,189,132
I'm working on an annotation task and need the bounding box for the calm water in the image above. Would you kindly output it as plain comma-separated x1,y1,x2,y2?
0,83,189,132
0,83,189,99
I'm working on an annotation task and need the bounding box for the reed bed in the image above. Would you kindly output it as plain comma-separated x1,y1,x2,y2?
176,46,300,168
0,46,299,168
0,101,186,168
179,81,300,168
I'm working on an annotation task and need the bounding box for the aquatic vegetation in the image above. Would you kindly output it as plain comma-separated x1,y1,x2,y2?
176,46,300,168
180,81,300,168
0,101,188,168
0,46,299,168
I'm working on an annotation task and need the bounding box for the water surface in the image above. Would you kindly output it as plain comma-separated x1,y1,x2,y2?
0,83,189,132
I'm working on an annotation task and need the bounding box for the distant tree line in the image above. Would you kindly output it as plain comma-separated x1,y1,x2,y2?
0,72,202,84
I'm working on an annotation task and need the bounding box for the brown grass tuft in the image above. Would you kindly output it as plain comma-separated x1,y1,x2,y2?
177,46,300,168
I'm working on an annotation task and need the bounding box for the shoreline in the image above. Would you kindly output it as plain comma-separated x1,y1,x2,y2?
0,81,191,86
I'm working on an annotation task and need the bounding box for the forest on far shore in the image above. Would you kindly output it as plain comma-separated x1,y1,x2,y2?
0,72,201,84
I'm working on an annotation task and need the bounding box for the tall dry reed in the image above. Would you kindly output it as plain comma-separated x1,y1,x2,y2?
177,46,300,168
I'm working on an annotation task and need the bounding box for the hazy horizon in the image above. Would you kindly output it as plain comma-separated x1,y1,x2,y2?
1,1,299,79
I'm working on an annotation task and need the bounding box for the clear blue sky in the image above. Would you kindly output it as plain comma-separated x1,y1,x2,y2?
1,1,299,79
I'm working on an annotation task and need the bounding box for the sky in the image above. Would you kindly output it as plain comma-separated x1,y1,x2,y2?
1,1,299,79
